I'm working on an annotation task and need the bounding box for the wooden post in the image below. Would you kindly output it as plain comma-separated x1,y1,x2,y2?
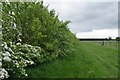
102,41,104,46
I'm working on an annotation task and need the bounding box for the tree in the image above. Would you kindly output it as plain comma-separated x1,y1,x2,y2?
108,37,112,40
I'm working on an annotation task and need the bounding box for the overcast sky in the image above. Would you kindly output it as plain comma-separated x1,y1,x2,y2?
44,0,118,38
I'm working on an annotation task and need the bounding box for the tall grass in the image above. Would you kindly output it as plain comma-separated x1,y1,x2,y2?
26,41,118,78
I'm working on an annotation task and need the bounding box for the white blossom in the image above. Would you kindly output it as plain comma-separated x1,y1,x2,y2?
10,42,12,45
4,45,8,50
19,52,24,55
15,62,19,68
0,68,9,79
3,42,8,49
25,60,29,64
3,42,7,46
0,19,3,22
19,33,22,36
0,73,4,79
16,43,21,46
1,43,4,47
0,52,2,54
8,48,12,52
8,48,14,54
12,12,15,15
13,23,16,28
2,51,11,57
27,44,32,47
14,56,18,59
0,62,2,67
3,56,11,62
18,38,22,42
25,73,28,77
29,61,34,65
33,48,37,52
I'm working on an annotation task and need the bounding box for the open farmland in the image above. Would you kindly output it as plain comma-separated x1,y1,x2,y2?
26,41,118,78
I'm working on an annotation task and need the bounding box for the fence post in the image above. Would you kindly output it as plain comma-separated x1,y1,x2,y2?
102,41,104,46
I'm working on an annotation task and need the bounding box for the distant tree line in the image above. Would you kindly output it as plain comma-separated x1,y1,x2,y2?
79,37,120,41
79,38,108,41
116,37,120,41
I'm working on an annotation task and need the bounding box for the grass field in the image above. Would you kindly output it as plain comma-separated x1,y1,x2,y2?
26,41,118,78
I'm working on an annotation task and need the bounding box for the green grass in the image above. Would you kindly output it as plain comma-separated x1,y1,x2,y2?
26,41,118,78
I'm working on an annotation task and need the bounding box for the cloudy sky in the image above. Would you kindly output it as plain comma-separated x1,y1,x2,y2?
44,0,118,39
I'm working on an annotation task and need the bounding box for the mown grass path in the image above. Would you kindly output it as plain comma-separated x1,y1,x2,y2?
26,41,118,78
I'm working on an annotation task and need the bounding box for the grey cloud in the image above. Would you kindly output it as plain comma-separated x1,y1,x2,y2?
70,2,118,33
44,2,118,33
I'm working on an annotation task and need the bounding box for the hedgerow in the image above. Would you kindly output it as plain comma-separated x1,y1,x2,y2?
0,1,76,79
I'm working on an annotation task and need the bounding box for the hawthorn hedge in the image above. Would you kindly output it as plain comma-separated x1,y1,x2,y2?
0,1,77,79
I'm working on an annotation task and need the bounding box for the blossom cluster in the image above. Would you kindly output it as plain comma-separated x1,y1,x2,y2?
0,41,44,79
0,68,9,79
0,42,10,79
